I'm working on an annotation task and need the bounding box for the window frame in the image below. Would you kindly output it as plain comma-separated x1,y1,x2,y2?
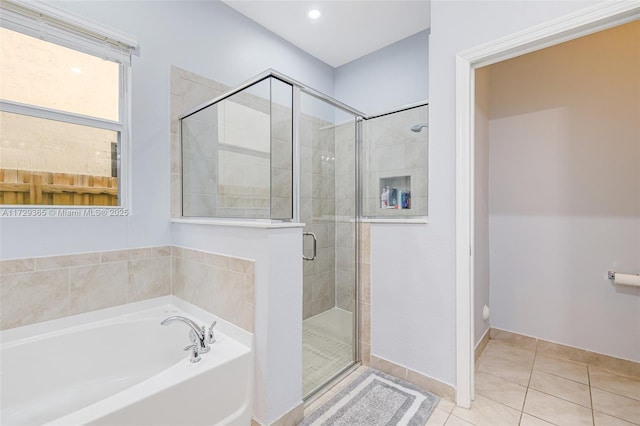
0,0,137,211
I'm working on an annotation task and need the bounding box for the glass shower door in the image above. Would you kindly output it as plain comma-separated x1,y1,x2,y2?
300,92,358,399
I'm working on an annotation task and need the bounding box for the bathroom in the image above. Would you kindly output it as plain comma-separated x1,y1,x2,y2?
0,1,638,426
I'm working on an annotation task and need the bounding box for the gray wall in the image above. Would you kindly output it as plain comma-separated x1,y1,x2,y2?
335,30,429,115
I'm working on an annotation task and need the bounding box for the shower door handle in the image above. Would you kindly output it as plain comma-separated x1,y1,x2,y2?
302,232,317,261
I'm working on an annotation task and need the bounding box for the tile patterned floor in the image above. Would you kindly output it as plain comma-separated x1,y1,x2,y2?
303,308,354,396
430,340,640,426
304,340,640,426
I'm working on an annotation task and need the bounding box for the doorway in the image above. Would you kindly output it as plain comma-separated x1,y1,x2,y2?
455,2,640,407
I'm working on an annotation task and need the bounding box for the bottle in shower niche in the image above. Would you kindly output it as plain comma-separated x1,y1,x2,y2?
381,187,388,209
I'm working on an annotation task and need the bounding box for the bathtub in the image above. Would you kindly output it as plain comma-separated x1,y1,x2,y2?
0,296,253,426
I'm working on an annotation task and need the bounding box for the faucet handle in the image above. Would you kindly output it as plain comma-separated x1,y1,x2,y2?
208,320,217,344
183,344,201,363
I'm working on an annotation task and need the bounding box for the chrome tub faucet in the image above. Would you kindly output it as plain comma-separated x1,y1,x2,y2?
161,316,217,363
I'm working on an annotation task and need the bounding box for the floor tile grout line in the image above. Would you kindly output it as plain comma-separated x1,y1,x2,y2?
518,341,538,426
587,365,596,426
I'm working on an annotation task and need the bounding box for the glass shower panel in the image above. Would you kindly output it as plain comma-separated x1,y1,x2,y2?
300,92,358,399
181,77,293,219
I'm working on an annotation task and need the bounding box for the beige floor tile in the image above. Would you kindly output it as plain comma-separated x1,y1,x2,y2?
591,388,640,424
445,415,476,426
529,370,591,408
477,353,533,386
437,398,456,414
534,354,589,384
452,394,520,426
523,389,593,426
593,411,638,426
589,367,640,401
425,408,451,426
520,413,557,426
474,371,527,410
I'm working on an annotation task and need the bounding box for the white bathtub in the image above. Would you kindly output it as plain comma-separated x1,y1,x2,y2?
0,296,253,426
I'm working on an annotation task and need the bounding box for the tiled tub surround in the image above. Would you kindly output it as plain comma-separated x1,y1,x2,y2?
0,246,255,333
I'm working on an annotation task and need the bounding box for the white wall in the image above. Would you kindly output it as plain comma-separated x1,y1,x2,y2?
0,0,333,260
474,66,491,346
488,21,640,362
371,0,604,390
334,30,429,115
172,224,303,424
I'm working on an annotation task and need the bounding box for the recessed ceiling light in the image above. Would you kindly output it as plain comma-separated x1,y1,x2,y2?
308,9,321,20
70,67,82,74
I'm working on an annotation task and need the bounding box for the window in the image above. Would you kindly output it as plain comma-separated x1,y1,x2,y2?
0,1,137,207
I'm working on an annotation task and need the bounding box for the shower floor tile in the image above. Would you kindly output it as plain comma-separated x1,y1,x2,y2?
303,308,354,397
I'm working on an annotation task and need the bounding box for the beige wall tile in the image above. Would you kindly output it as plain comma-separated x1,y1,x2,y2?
536,339,589,363
490,328,537,351
406,369,456,402
211,268,245,328
0,269,69,329
129,248,153,260
272,402,303,426
587,352,640,379
359,340,371,366
36,252,100,270
0,258,35,274
69,262,128,315
129,257,172,301
100,249,130,263
358,262,370,304
369,355,407,379
151,246,172,257
358,301,370,345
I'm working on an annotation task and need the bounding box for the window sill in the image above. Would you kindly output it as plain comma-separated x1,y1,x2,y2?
171,218,305,229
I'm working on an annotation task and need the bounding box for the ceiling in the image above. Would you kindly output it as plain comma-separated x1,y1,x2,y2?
221,1,430,68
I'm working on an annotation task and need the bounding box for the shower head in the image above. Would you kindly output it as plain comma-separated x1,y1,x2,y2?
411,123,428,133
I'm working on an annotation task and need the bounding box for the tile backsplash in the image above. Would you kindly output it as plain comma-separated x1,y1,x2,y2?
0,246,255,333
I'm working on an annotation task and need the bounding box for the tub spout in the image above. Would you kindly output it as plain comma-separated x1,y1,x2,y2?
161,316,211,359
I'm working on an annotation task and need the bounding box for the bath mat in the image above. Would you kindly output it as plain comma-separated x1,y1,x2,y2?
299,368,440,426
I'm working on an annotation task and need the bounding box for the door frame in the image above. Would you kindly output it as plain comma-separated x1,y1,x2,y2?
454,1,640,408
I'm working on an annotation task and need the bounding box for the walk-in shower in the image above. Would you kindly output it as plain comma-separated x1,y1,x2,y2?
179,69,429,401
